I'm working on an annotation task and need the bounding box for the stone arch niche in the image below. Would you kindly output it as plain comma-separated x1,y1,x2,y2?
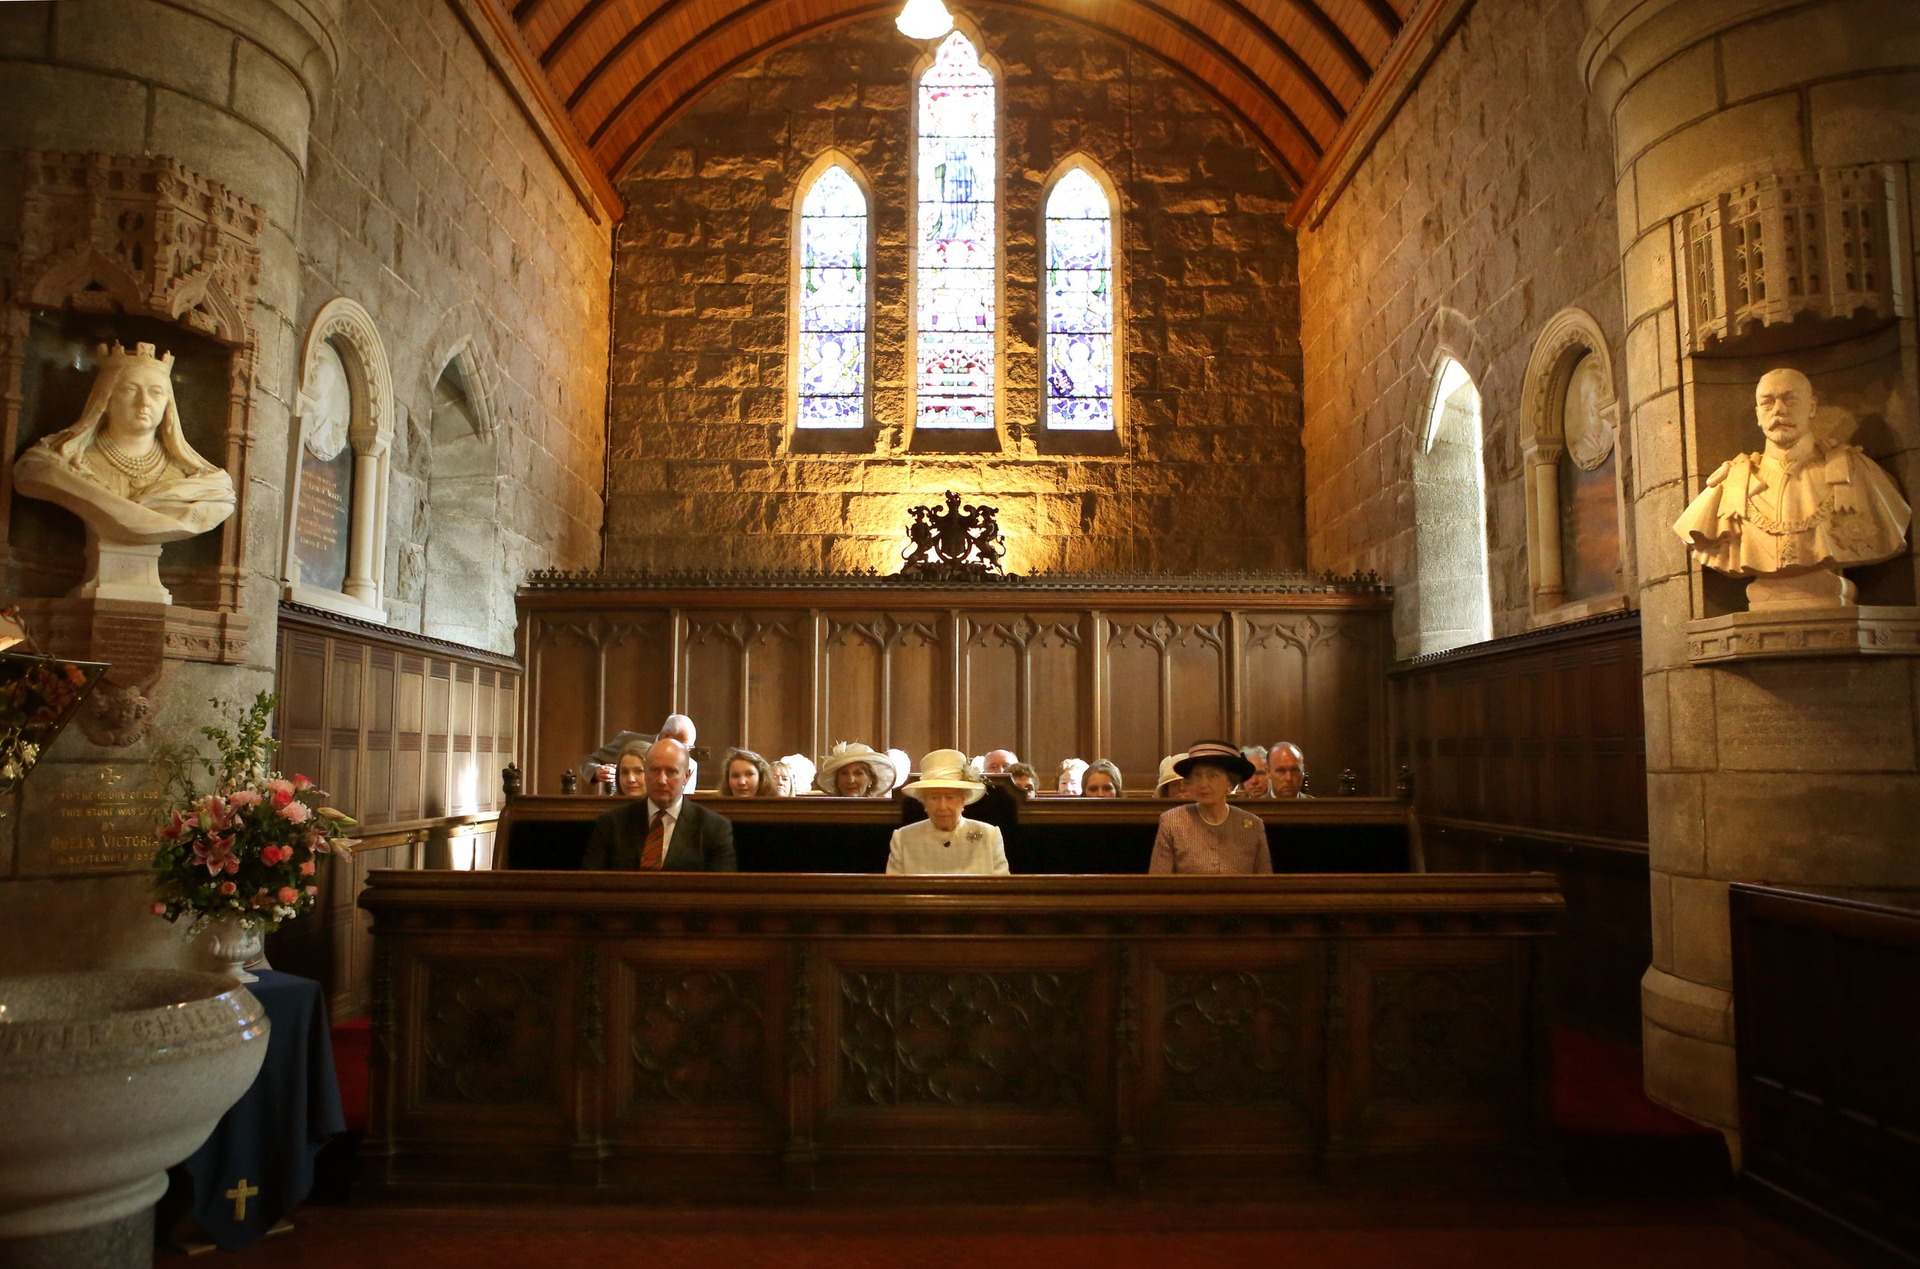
1410,355,1492,658
1520,307,1628,622
286,297,393,621
421,342,502,650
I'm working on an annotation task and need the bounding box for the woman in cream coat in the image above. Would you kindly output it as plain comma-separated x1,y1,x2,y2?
885,749,1010,875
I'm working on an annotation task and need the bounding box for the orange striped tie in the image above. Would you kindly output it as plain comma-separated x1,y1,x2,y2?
640,809,667,871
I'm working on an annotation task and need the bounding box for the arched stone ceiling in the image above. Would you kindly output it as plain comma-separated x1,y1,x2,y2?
503,0,1418,190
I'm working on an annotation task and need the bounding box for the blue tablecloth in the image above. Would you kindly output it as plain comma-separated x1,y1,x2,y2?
171,970,346,1250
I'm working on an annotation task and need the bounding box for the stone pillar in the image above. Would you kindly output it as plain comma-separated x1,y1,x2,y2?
1582,0,1920,1150
0,0,341,970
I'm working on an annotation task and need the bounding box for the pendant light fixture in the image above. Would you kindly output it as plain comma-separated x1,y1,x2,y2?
896,0,954,41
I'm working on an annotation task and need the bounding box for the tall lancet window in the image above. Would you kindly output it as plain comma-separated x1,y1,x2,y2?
914,31,996,430
796,164,869,428
1043,166,1115,431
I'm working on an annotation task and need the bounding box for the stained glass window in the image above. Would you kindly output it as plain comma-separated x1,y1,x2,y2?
915,32,995,430
796,164,868,429
1043,167,1115,431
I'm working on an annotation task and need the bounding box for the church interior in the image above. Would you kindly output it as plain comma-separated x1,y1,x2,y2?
1,0,1916,1264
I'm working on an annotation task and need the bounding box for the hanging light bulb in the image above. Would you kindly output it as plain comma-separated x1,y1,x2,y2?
896,0,954,41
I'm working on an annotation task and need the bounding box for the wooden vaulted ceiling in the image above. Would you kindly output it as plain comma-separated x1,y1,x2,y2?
500,0,1420,191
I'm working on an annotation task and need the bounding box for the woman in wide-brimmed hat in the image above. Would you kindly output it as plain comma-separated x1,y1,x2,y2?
815,742,896,797
1148,740,1273,875
885,749,1010,875
1154,753,1189,799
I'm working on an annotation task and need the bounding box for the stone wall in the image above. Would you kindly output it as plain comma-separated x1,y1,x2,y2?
1296,0,1625,656
605,13,1305,575
298,0,611,650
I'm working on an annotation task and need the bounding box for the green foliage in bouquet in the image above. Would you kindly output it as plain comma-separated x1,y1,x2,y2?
151,691,358,932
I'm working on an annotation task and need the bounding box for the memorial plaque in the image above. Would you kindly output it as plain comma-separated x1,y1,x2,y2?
295,445,353,594
16,763,170,876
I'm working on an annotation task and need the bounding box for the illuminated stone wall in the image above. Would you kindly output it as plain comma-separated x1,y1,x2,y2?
604,13,1305,576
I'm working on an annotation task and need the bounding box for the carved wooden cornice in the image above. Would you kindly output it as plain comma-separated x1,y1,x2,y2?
279,600,523,672
1389,608,1639,673
523,567,1392,598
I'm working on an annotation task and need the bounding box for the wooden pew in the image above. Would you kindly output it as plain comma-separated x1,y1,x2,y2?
358,869,1561,1192
492,792,1418,874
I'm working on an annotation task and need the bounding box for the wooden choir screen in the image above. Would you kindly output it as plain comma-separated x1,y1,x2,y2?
1387,610,1649,1040
271,601,521,1017
517,573,1394,797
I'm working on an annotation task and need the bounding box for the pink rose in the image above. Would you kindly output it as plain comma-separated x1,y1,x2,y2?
266,778,295,807
304,885,319,897
228,789,262,809
218,881,236,896
277,801,312,825
299,860,316,876
292,774,314,792
277,886,298,905
223,856,240,875
149,901,167,916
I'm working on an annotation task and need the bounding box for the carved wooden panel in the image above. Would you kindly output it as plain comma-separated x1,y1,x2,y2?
519,583,1392,794
419,959,560,1106
838,970,1093,1108
629,968,769,1106
1160,967,1315,1106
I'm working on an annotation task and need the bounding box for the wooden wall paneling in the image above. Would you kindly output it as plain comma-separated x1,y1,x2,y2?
1240,616,1307,759
327,643,365,821
498,671,519,806
961,615,1025,760
449,665,477,815
1103,617,1169,786
600,613,673,751
474,671,496,813
823,615,885,755
1166,614,1228,755
684,614,748,770
1301,621,1383,796
1027,615,1087,776
530,621,600,795
425,662,452,817
365,649,397,825
885,614,948,761
280,632,329,788
395,654,426,820
744,613,810,762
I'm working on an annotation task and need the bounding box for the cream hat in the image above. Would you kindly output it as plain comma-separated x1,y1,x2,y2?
1154,753,1188,796
815,742,896,796
900,748,986,805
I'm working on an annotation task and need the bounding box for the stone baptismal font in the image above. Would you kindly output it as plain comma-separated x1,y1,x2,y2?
1674,367,1911,609
11,342,236,605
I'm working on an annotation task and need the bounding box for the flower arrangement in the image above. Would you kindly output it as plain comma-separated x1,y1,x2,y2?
150,691,357,932
0,615,108,799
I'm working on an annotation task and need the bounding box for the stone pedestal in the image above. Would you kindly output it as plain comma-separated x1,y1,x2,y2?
74,540,169,605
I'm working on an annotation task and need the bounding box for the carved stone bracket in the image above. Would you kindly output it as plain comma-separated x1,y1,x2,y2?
1676,165,1904,353
1686,606,1920,664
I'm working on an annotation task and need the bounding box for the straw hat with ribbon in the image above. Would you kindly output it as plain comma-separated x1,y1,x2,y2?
814,742,897,796
899,748,986,805
1154,753,1189,796
1174,740,1257,784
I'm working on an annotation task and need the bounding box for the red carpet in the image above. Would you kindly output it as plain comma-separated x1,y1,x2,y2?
1549,1028,1713,1137
331,1018,370,1134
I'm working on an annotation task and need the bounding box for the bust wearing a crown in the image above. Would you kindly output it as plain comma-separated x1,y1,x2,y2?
11,342,236,603
1673,368,1911,609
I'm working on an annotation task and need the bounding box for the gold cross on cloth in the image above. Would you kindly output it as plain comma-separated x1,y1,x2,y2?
226,1178,259,1221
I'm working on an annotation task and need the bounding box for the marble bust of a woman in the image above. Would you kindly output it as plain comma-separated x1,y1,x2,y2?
11,341,236,603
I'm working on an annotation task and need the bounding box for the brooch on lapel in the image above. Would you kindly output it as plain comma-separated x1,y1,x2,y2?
965,826,983,844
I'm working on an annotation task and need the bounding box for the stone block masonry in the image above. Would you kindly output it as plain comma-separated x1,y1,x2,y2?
606,13,1306,576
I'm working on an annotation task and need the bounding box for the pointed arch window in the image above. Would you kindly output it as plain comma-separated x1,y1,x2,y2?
1043,166,1115,431
914,31,996,430
795,164,869,429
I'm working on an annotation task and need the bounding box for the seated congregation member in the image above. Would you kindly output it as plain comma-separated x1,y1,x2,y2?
1056,757,1088,795
581,713,700,789
981,748,1018,775
1149,741,1273,875
610,740,650,797
886,747,913,792
1154,753,1189,800
582,737,735,871
1269,742,1311,799
814,741,897,797
773,753,816,796
719,748,774,797
885,749,1010,875
1234,745,1271,798
1007,761,1038,795
1081,759,1122,797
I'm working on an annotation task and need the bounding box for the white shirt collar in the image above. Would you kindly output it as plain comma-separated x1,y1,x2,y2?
648,794,684,822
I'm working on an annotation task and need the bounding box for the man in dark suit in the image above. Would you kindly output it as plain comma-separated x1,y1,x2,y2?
582,737,736,871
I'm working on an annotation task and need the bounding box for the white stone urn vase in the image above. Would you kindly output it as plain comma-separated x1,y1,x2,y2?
200,912,270,984
0,971,268,1245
